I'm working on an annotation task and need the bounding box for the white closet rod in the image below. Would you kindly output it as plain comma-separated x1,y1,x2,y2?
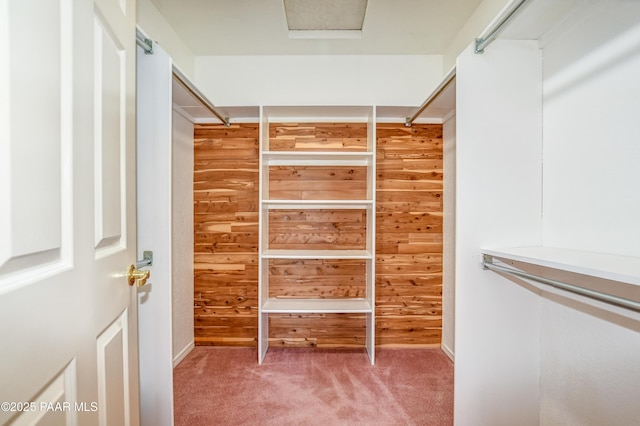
404,66,456,127
474,0,532,54
172,66,230,127
482,254,640,313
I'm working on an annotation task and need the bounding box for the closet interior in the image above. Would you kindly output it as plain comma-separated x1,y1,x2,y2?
192,104,451,364
137,0,640,423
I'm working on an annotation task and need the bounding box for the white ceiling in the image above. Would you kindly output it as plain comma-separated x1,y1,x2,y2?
499,0,586,43
165,0,610,123
161,0,470,122
149,0,484,56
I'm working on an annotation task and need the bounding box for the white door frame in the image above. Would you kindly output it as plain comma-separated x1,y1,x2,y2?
136,38,176,426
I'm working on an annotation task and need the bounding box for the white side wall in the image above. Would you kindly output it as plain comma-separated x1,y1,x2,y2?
542,3,640,257
441,112,456,361
539,3,640,424
454,40,543,426
194,55,443,107
171,109,195,366
137,0,196,79
539,297,640,425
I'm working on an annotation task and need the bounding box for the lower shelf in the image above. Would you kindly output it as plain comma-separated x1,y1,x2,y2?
262,298,373,313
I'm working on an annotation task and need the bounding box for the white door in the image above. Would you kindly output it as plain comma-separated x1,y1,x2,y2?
0,0,139,424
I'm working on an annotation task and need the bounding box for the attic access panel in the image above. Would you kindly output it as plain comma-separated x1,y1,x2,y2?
284,0,368,30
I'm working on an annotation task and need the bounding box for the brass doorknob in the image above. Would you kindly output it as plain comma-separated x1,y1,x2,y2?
127,265,150,287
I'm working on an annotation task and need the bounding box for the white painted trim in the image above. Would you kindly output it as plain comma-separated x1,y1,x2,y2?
268,116,369,123
137,42,175,425
441,342,455,363
442,109,456,123
195,117,257,124
171,103,195,123
412,117,444,124
375,116,443,124
173,341,195,368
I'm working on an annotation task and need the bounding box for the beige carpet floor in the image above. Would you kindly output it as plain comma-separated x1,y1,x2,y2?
173,347,454,425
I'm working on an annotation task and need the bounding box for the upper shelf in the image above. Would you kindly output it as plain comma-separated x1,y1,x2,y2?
262,105,374,123
262,151,373,166
482,246,640,286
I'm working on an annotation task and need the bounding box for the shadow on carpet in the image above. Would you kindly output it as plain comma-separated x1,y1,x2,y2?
174,347,454,426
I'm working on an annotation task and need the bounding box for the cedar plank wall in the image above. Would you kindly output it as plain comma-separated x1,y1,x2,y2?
376,124,443,346
193,123,443,347
193,123,259,346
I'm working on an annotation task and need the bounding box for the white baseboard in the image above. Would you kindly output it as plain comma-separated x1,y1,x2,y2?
173,341,195,368
441,342,455,363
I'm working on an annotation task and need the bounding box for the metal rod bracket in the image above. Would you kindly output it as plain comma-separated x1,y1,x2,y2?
473,0,531,55
482,254,493,269
136,250,153,269
137,37,153,55
143,38,153,55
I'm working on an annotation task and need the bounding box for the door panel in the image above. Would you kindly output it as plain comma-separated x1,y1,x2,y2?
0,0,72,291
97,311,131,426
0,0,139,424
93,11,125,253
8,360,79,426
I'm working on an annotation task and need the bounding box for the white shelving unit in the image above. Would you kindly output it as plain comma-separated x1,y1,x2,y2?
258,106,376,364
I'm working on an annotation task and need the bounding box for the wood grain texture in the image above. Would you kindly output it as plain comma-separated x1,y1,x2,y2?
194,123,259,346
376,124,443,346
268,259,367,298
193,122,443,349
269,166,368,200
268,314,367,347
268,210,367,250
269,122,368,151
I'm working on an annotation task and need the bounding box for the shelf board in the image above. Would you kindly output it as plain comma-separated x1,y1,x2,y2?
262,151,373,166
262,105,374,122
262,249,372,259
262,200,374,209
262,298,373,313
482,246,640,286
